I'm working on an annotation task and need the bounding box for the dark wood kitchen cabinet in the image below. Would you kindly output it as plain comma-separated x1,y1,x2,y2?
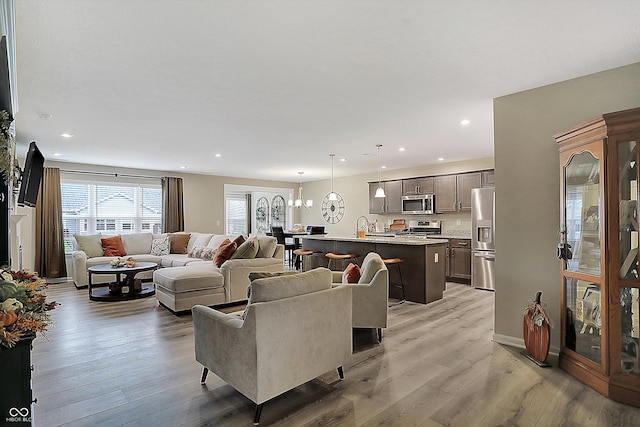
434,175,457,213
449,238,471,281
368,180,402,214
434,172,481,213
402,177,434,196
556,106,640,407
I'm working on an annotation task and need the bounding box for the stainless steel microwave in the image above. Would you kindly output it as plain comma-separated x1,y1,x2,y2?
402,194,434,214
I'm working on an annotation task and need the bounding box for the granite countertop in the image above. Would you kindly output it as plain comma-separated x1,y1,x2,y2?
303,235,449,246
364,230,472,240
431,231,472,239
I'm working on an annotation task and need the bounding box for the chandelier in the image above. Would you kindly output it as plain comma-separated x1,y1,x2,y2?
375,144,386,198
289,171,313,209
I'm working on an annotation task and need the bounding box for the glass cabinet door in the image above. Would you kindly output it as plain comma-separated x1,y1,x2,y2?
564,278,602,364
619,140,639,280
618,138,640,377
561,145,605,368
563,150,601,276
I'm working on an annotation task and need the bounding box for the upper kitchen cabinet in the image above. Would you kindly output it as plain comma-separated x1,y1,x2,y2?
369,180,402,214
402,177,434,196
481,169,495,187
434,172,481,213
434,175,457,212
457,172,482,210
555,106,640,408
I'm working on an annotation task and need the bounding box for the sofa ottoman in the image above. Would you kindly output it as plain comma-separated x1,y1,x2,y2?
154,263,226,314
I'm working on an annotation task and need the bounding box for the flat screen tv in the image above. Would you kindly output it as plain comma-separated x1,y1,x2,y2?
17,141,45,207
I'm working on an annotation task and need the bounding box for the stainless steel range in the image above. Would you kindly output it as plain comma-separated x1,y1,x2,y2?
403,220,441,236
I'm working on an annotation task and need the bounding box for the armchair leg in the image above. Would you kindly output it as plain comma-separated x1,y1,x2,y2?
377,328,383,343
337,366,344,380
200,367,209,384
253,403,264,425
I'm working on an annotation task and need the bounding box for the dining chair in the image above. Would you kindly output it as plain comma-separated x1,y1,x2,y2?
270,226,296,268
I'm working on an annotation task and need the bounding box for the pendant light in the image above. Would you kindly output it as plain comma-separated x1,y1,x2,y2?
328,154,338,201
375,144,386,198
293,171,313,209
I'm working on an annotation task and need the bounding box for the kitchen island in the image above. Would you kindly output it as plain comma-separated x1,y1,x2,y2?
302,235,447,304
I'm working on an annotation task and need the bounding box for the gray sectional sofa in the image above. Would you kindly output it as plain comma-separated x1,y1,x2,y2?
71,232,284,311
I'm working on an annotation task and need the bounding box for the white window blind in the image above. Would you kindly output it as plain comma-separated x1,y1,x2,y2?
61,180,162,252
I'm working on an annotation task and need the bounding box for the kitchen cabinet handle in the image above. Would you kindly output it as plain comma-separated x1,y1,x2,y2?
457,241,469,246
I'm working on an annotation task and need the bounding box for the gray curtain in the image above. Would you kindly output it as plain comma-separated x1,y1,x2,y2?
35,167,67,278
162,176,184,233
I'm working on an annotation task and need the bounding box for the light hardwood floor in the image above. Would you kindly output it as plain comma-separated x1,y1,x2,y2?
30,281,640,426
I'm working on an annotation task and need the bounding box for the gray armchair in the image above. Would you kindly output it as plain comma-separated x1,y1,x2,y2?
333,252,389,342
192,267,352,425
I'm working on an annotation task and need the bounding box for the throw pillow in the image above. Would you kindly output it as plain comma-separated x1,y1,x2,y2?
214,239,237,267
255,236,277,258
101,235,127,257
74,233,104,258
233,234,247,246
188,245,217,261
150,236,170,256
206,235,230,251
230,237,259,260
121,232,153,255
169,233,191,254
342,263,361,284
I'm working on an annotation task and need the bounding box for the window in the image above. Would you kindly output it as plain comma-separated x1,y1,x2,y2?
225,192,248,236
61,180,162,252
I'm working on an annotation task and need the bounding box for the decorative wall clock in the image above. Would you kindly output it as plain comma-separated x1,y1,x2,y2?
321,193,345,224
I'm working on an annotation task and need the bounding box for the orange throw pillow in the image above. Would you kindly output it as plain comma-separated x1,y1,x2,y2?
343,263,361,283
169,233,191,254
101,235,127,257
214,238,237,267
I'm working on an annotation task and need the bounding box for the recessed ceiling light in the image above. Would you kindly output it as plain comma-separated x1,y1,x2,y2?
382,165,387,169
179,166,186,169
61,133,74,138
460,119,470,126
52,152,62,156
438,157,445,161
214,153,222,158
339,158,346,162
398,147,406,152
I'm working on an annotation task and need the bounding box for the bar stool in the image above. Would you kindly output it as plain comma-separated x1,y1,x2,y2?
325,252,360,271
292,249,322,271
383,257,406,305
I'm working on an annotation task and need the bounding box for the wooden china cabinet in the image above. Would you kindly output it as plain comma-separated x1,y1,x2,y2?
556,107,640,407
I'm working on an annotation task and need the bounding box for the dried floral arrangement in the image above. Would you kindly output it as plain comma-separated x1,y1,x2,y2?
0,109,13,185
0,268,57,348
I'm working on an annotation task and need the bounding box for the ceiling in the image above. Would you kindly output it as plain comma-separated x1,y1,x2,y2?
11,1,640,183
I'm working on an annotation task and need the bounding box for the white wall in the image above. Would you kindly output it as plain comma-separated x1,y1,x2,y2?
12,161,297,273
296,157,494,237
493,61,640,352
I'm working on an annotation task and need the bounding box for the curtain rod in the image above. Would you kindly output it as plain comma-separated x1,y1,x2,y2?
59,169,164,180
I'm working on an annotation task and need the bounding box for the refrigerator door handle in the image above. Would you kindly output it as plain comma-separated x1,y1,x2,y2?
473,252,495,260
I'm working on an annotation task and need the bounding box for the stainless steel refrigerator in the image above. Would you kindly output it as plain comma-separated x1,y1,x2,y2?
471,187,495,291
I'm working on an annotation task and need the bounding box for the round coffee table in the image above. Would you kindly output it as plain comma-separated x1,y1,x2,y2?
88,262,158,301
